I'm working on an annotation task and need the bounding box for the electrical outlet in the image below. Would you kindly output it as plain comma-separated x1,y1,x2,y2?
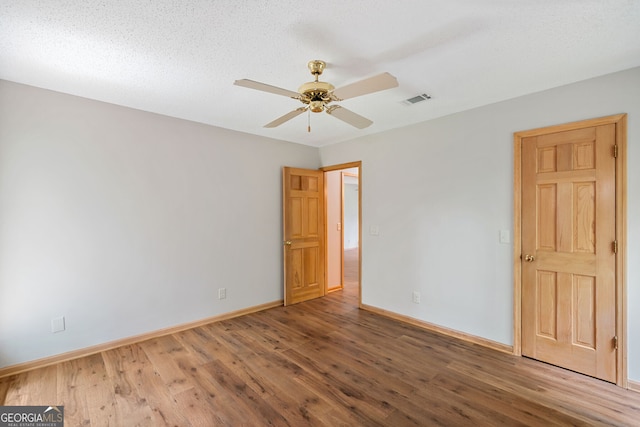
412,291,421,304
51,316,65,333
218,288,227,300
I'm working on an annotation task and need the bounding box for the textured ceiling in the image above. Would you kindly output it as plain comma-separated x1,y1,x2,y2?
1,1,639,147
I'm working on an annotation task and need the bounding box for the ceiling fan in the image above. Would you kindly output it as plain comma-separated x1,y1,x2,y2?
234,60,398,130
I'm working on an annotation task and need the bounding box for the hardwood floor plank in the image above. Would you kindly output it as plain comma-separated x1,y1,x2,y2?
446,359,633,426
25,365,58,405
66,353,118,427
138,336,192,396
232,314,307,353
199,359,291,426
291,340,453,427
172,328,218,364
3,282,640,426
179,324,287,405
331,327,442,384
261,392,334,427
134,366,191,427
172,355,253,426
0,376,11,406
172,387,230,427
284,346,395,425
265,378,349,426
102,347,156,426
111,343,190,427
428,372,575,426
56,355,102,426
229,339,382,426
3,366,57,406
301,333,419,400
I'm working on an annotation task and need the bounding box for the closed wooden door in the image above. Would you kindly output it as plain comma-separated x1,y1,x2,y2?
282,167,325,305
521,124,617,382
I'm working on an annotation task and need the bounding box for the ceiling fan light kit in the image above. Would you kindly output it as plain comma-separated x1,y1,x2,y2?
234,59,398,131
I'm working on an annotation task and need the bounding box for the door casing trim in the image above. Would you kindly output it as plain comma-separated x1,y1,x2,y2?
513,114,627,387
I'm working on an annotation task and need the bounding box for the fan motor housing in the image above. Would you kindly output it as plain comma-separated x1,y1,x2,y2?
298,81,334,96
298,81,334,112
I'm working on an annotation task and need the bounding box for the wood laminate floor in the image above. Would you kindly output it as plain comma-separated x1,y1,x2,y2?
2,268,640,426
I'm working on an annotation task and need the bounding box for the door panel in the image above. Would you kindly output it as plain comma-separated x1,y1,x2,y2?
521,123,616,383
283,167,325,305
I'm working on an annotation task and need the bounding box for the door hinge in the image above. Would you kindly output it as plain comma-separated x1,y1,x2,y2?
613,336,619,350
613,145,618,158
612,240,618,254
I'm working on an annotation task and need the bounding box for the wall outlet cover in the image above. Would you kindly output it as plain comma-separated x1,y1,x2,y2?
412,291,421,304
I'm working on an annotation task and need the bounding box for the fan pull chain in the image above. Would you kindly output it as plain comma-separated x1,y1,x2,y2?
307,109,311,133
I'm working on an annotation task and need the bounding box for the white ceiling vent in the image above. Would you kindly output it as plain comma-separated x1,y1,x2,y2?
401,93,432,106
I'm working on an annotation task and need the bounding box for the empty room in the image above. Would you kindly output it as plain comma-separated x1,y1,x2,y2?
1,1,640,425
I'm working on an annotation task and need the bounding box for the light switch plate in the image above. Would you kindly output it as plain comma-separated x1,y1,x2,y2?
499,229,511,244
51,316,65,333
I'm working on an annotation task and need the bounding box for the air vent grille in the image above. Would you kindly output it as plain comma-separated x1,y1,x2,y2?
402,93,432,106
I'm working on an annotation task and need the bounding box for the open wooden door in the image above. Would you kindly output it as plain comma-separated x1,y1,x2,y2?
521,123,617,382
283,167,325,305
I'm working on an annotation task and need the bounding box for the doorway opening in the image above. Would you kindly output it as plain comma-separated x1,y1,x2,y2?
322,162,361,307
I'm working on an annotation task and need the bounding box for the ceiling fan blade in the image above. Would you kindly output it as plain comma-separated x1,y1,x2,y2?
331,72,398,100
234,79,301,99
264,107,308,128
326,105,373,129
